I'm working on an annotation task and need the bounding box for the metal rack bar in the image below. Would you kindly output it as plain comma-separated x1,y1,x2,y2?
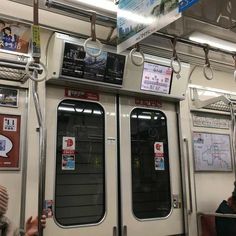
153,32,235,56
45,0,116,27
0,59,43,72
44,1,236,56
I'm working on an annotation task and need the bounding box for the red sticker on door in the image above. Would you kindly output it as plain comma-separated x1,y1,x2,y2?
62,137,75,154
154,142,165,171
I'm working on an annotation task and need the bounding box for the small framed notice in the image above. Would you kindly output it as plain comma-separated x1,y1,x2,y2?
0,88,18,107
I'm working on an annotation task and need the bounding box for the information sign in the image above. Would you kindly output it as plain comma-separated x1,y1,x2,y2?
193,132,232,172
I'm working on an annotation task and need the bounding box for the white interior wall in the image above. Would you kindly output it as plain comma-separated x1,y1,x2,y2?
1,1,236,234
0,26,51,227
189,67,236,211
179,67,236,236
0,0,111,225
0,89,27,226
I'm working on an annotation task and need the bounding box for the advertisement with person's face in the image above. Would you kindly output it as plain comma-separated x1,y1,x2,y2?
0,19,30,54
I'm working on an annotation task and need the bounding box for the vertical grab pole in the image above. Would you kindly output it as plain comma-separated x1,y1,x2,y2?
32,1,45,236
31,70,46,236
229,102,236,181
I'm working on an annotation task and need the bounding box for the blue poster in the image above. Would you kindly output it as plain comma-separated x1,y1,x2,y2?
179,0,199,12
117,0,181,53
62,154,75,170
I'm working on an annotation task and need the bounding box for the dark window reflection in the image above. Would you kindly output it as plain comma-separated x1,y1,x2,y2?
55,100,105,226
130,108,171,219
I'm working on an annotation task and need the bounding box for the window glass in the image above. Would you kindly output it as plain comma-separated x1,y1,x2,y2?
55,100,105,226
130,108,171,219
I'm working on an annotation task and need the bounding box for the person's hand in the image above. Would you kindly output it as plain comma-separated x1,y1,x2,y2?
25,215,46,236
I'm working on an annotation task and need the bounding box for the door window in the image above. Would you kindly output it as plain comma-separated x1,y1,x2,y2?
130,108,171,219
55,100,105,226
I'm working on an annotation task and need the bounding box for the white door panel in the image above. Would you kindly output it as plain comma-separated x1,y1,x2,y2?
45,87,118,236
120,96,183,236
45,88,184,236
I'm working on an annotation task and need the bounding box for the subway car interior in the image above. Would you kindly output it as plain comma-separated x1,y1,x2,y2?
1,0,236,235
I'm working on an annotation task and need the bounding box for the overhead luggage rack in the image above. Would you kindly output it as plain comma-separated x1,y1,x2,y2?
0,58,43,83
203,100,236,112
190,86,236,113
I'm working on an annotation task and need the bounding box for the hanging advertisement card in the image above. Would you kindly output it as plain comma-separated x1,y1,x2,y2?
117,0,181,53
0,115,21,169
154,142,165,170
0,18,30,54
179,0,199,12
0,88,18,107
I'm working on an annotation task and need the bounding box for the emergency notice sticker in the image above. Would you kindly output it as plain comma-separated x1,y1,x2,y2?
62,137,75,154
154,142,165,171
62,136,76,170
3,117,17,131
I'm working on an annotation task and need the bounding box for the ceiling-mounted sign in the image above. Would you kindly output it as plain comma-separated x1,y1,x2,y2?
117,0,181,53
179,0,199,12
0,18,30,54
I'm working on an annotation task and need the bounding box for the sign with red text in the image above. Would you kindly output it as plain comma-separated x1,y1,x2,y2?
154,142,165,171
135,98,162,108
0,114,21,169
62,137,75,154
65,88,99,101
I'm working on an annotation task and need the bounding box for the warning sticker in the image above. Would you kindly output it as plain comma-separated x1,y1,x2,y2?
62,137,75,154
154,142,165,171
3,118,17,131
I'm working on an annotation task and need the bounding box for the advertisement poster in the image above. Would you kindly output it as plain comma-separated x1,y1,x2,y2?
117,0,181,53
0,115,21,169
179,0,199,12
62,43,125,86
62,154,75,170
0,18,30,54
62,136,76,170
154,142,165,170
0,88,18,107
44,200,53,218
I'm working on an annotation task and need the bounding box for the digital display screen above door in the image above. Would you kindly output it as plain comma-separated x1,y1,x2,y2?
141,62,173,94
61,42,126,86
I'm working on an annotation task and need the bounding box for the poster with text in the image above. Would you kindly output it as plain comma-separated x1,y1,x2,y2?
62,154,75,170
154,142,165,170
0,18,30,54
0,114,21,169
117,0,181,53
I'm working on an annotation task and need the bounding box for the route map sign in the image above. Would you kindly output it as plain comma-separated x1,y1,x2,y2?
193,132,232,172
